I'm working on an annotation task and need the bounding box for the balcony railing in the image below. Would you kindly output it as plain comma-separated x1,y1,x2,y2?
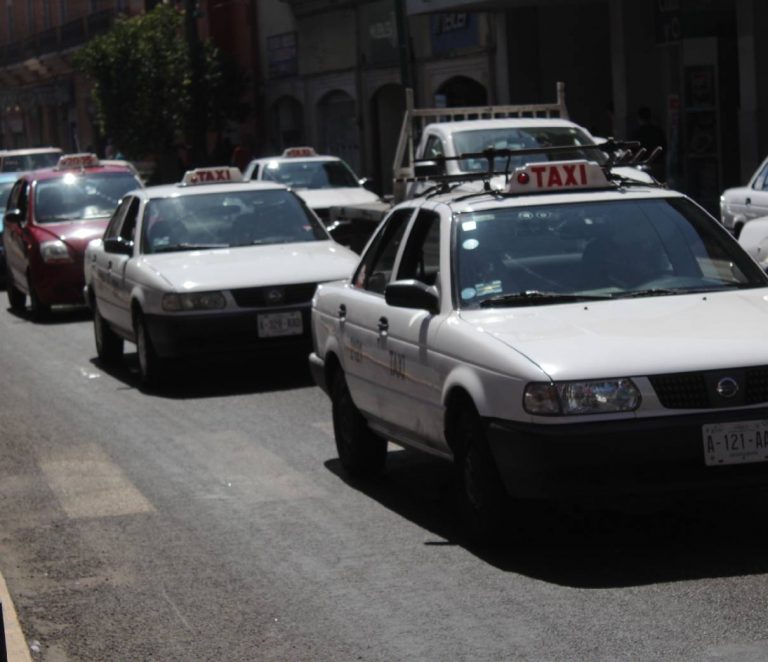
0,10,118,68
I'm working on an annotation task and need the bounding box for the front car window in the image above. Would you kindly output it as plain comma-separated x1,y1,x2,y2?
34,171,141,224
140,188,328,254
260,160,360,189
453,127,604,172
455,197,768,308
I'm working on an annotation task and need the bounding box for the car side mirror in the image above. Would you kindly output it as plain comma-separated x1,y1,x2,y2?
414,159,445,178
385,279,439,314
3,209,22,225
103,237,133,256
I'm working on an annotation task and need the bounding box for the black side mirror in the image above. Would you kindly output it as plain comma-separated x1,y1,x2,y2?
103,237,134,256
385,279,439,314
414,159,445,178
3,209,22,225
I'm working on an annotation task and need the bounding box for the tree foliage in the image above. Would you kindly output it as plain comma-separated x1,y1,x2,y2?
74,4,247,164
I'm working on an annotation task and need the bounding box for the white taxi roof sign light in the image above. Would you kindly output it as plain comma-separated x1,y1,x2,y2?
182,166,243,185
506,160,612,194
57,153,100,170
282,146,317,158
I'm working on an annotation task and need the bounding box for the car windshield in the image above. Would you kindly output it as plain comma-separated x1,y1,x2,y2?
260,160,360,189
2,151,61,172
141,188,329,254
453,127,605,172
455,197,768,308
34,172,141,224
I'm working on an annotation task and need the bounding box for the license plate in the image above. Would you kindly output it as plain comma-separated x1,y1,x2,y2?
702,420,768,466
257,311,303,338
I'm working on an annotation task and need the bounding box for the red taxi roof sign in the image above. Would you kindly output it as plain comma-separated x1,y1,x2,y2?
282,146,317,158
181,166,243,185
57,153,100,170
506,160,612,194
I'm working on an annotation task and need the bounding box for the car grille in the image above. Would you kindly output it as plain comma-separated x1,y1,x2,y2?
231,282,317,308
649,366,768,409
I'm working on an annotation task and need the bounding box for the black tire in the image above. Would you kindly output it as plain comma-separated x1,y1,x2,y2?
27,273,50,320
134,312,162,386
331,369,387,478
93,301,124,364
6,270,25,311
454,404,509,545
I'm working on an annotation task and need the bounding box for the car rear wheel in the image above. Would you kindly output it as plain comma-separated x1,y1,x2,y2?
6,268,25,311
93,302,124,364
134,312,162,386
454,404,508,545
331,369,387,478
27,273,50,320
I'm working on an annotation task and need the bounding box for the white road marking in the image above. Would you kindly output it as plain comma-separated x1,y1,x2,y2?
40,444,154,519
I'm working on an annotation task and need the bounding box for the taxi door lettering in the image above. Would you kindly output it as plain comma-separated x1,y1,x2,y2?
388,350,405,380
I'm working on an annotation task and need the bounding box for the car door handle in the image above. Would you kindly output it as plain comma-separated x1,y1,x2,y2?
107,260,112,270
746,197,752,205
338,304,346,320
378,317,389,336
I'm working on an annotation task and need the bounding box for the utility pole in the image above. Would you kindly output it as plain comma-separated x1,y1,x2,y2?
393,0,413,92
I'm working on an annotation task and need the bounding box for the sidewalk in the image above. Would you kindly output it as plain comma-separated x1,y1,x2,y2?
0,569,32,662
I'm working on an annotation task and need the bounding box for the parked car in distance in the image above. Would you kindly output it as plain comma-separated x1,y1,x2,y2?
0,147,63,173
244,147,383,250
3,153,144,317
720,155,768,237
737,213,768,269
84,166,360,386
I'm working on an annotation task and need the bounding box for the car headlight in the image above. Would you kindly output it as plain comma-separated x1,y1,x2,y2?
524,379,641,416
162,291,226,311
40,239,73,264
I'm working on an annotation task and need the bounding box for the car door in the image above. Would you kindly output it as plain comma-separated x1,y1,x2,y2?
340,207,415,419
101,196,140,334
375,208,447,447
746,161,768,221
4,178,30,290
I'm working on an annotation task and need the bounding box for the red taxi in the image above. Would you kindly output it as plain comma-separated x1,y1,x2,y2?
3,154,143,317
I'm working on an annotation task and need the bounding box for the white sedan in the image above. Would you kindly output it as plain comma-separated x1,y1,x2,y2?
85,167,359,385
310,157,768,541
720,155,768,236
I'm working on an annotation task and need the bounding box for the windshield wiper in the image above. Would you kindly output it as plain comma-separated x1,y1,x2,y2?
479,290,611,307
153,242,229,253
613,284,756,299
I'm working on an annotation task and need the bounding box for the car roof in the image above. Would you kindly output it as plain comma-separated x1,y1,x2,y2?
410,184,685,216
250,155,341,165
0,147,62,156
23,162,140,182
425,118,592,135
133,179,291,199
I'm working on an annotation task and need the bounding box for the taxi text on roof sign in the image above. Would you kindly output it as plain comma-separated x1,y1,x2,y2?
506,160,612,194
182,166,243,185
57,153,100,170
282,146,317,158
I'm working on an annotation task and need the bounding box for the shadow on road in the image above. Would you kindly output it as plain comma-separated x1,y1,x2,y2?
325,449,768,588
92,350,315,398
6,304,91,325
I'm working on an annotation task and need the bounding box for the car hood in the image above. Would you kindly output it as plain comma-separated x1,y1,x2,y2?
34,220,109,251
458,289,768,380
293,188,381,210
140,241,358,291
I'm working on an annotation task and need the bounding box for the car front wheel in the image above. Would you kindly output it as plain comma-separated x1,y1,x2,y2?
6,268,25,311
27,272,50,319
454,403,509,544
93,301,124,364
331,369,387,478
134,312,162,386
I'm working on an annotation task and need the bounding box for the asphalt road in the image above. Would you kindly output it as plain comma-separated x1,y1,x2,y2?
2,300,768,661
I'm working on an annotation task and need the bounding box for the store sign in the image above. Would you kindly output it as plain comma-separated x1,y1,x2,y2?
267,32,298,79
430,12,479,55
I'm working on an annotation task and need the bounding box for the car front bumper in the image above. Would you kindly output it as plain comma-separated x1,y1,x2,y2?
486,409,768,500
145,306,313,358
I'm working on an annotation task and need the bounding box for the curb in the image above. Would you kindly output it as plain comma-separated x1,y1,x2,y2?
0,570,32,662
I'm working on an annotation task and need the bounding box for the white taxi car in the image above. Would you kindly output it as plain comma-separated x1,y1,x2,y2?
243,147,381,226
85,167,359,385
720,154,768,237
309,155,768,540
